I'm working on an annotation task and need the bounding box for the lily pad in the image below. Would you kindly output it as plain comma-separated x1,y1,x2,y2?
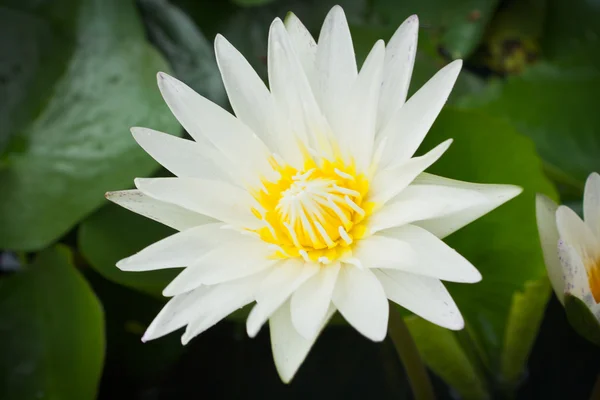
0,0,179,251
459,62,600,197
79,203,179,297
0,246,105,400
410,108,556,397
138,0,228,108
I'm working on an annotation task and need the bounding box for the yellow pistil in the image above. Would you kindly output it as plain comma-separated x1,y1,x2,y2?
585,256,600,303
251,154,374,264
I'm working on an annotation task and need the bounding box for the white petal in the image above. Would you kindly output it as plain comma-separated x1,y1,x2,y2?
247,260,319,337
412,173,523,238
370,139,452,205
270,299,335,383
584,172,600,238
181,273,267,344
142,287,210,342
374,269,464,330
352,235,417,270
315,5,357,123
332,264,389,341
214,35,301,166
536,194,565,303
130,127,233,183
116,223,231,271
332,40,384,172
284,12,318,91
291,263,340,339
105,189,214,231
368,184,489,233
558,240,593,303
378,60,462,168
134,177,260,229
162,239,275,296
268,18,332,156
156,72,272,184
377,15,418,131
380,224,482,283
556,205,599,260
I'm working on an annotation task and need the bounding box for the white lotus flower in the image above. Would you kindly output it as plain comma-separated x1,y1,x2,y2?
107,6,522,382
537,173,600,318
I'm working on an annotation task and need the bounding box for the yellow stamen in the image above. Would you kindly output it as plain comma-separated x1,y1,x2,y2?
251,154,373,264
585,257,600,303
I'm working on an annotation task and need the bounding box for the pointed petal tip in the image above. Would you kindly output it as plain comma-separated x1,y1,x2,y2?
511,184,524,196
246,309,262,338
585,171,600,202
279,373,293,385
141,328,157,343
156,71,180,92
330,4,344,14
156,71,169,82
374,39,385,50
536,193,557,209
115,257,131,271
133,177,148,189
498,184,523,202
214,33,230,53
129,126,150,141
283,11,297,25
162,284,179,298
449,315,465,331
181,333,192,345
439,138,453,150
370,329,388,342
535,193,548,203
556,204,571,219
449,59,463,72
271,16,284,28
247,323,260,338
397,14,419,32
467,269,483,284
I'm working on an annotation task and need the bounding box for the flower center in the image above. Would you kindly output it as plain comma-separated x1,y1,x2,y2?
585,256,600,303
251,156,373,264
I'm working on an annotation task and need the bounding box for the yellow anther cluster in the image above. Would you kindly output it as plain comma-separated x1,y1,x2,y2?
251,155,374,264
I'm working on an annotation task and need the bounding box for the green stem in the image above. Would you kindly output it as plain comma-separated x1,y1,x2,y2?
388,306,436,400
590,371,600,400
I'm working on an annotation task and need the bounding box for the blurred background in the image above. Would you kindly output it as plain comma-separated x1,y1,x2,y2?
1,0,599,398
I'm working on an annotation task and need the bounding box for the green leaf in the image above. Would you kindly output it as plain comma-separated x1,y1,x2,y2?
500,277,551,389
372,0,500,59
411,108,557,397
232,0,277,6
564,293,600,347
0,246,105,400
0,0,179,251
459,62,600,197
405,316,489,400
138,0,228,107
541,0,600,63
79,202,179,297
0,0,79,155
